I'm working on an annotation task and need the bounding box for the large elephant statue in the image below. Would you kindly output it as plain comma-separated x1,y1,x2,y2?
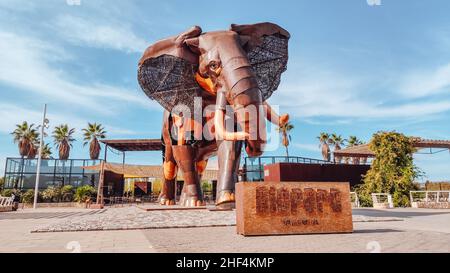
138,22,290,208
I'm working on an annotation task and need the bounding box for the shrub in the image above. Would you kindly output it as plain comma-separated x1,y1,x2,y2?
1,189,22,202
201,182,213,193
0,177,4,191
1,189,13,197
61,185,75,202
42,186,62,203
74,185,97,203
21,190,38,204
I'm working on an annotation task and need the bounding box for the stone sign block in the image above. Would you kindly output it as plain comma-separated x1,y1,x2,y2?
236,182,353,236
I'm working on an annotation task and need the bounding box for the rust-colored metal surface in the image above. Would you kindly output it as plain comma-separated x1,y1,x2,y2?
137,22,290,207
236,182,353,236
264,163,370,188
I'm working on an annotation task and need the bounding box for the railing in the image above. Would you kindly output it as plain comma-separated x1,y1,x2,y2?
243,156,333,182
410,191,450,203
371,193,394,209
0,195,14,207
350,192,360,208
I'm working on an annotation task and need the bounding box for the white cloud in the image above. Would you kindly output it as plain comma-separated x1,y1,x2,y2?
398,63,450,98
0,102,137,142
0,0,36,11
0,31,154,115
0,103,43,133
54,15,149,53
270,68,450,120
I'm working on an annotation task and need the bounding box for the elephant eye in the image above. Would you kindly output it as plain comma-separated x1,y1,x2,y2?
209,61,219,71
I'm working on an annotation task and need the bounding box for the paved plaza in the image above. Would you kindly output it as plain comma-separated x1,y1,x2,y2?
0,206,448,253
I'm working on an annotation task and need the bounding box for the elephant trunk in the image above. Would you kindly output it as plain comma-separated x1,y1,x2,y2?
214,58,266,157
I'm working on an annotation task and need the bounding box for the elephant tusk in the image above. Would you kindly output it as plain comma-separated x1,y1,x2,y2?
214,109,249,141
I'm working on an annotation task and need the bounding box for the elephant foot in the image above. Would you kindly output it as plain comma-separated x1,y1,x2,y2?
216,191,235,208
179,195,204,207
159,197,176,206
179,184,204,207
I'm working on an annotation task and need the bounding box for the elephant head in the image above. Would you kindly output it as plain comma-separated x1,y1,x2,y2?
138,22,290,156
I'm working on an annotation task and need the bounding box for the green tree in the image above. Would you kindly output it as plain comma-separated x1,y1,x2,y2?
356,131,421,207
82,123,107,160
53,124,75,160
277,122,294,157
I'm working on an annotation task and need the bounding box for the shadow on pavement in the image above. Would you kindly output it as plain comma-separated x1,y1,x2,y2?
353,209,450,218
354,228,404,234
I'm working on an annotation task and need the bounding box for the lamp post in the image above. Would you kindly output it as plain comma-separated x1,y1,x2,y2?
33,104,49,209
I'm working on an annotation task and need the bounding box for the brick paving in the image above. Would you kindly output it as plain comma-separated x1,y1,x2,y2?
0,207,448,253
30,206,403,233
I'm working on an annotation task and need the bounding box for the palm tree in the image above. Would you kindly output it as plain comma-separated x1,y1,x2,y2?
53,125,75,160
11,121,39,158
347,136,363,165
317,133,331,161
27,142,38,159
82,123,107,160
347,136,361,147
40,143,53,159
329,134,345,163
277,122,294,157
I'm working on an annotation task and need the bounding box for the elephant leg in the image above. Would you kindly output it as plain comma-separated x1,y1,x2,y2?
159,144,177,206
216,140,243,208
173,145,203,207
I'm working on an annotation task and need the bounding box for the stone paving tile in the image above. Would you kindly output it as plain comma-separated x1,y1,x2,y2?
31,206,403,233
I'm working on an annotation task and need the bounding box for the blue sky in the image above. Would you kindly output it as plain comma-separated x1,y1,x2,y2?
0,0,449,181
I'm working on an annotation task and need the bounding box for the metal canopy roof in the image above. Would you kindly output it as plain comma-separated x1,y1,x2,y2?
334,138,450,158
101,139,163,152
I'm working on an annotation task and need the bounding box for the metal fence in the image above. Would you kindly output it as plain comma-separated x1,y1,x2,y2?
3,158,102,190
410,191,450,203
243,156,333,182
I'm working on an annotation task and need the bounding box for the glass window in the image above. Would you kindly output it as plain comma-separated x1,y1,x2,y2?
55,160,71,174
39,159,56,174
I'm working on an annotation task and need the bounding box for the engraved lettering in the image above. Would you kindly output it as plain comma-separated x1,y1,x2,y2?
277,188,290,215
316,189,328,213
290,188,303,215
256,186,269,215
303,188,316,214
329,188,342,212
269,187,277,215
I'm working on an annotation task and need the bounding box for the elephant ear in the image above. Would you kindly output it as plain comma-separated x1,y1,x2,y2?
138,27,203,114
231,22,290,100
